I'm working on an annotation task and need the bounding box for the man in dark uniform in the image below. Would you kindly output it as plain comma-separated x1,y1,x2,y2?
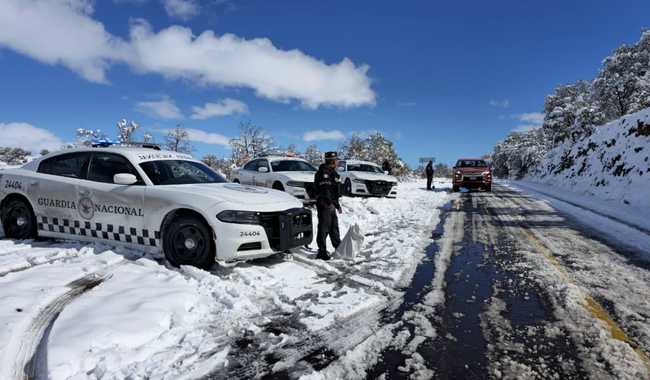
382,159,392,175
425,160,434,190
314,151,342,260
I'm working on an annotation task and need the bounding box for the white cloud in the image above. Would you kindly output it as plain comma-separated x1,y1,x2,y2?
512,112,544,124
128,21,375,108
303,129,346,142
489,99,510,108
0,0,131,83
511,112,544,132
136,96,183,119
0,1,375,109
513,124,542,133
191,98,248,120
162,0,199,20
0,122,64,152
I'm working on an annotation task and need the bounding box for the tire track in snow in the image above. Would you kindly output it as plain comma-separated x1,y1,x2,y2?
7,264,119,380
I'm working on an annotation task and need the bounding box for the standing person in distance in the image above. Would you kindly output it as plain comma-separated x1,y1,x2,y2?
425,160,434,191
314,151,342,260
382,159,392,175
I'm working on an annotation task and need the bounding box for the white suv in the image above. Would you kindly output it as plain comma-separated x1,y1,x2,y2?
337,159,398,198
231,156,318,203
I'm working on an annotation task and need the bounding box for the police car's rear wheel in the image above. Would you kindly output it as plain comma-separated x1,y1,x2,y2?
2,198,37,239
164,216,215,269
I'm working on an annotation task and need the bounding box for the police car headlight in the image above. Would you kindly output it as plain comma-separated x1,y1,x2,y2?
286,181,305,188
352,179,365,183
217,210,260,224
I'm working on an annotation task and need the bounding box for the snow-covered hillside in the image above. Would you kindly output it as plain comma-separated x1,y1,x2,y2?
526,107,650,210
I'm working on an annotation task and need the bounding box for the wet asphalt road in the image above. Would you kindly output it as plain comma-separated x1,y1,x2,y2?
369,184,650,379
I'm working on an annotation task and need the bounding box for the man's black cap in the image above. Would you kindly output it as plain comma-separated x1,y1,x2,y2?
324,151,338,160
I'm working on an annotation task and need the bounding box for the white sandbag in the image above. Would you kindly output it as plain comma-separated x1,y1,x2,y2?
334,224,364,260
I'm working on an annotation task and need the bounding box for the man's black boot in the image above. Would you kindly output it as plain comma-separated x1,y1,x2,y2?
316,251,331,260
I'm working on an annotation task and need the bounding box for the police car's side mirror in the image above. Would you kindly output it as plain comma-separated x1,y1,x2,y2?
258,167,269,173
114,173,138,185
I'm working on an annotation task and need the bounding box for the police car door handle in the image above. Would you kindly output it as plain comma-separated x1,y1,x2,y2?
79,189,90,197
29,181,39,187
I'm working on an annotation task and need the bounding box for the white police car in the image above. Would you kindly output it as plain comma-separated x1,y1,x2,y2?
231,155,318,203
0,145,312,269
337,159,398,197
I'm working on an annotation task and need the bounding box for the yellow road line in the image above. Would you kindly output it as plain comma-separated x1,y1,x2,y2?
498,207,650,372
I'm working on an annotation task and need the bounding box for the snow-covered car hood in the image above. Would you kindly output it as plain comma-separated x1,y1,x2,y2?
277,171,316,183
349,172,398,182
152,183,302,207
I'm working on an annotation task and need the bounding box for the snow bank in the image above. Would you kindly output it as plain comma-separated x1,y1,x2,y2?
526,107,650,211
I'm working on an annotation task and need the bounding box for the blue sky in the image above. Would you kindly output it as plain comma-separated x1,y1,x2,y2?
1,0,649,166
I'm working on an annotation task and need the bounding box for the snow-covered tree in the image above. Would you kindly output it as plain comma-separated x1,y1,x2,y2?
339,133,366,160
433,163,452,178
492,128,550,178
165,125,193,153
339,132,410,176
0,147,31,165
202,154,235,179
593,31,650,120
143,132,154,143
75,128,105,147
117,119,139,144
303,144,323,165
229,121,274,166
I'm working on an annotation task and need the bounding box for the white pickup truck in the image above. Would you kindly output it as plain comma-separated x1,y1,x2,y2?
231,156,318,203
0,146,313,269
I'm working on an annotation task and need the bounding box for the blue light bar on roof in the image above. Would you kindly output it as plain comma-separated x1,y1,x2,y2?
91,138,115,147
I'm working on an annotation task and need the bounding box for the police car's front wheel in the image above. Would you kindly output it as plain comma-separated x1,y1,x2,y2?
163,216,215,269
1,198,37,240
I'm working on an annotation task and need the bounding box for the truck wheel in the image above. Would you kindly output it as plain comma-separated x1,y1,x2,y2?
344,179,352,196
163,215,215,269
452,185,459,193
1,198,37,239
273,182,285,191
233,179,240,183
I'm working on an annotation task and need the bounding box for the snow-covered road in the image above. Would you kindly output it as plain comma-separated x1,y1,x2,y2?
3,180,650,379
0,180,450,380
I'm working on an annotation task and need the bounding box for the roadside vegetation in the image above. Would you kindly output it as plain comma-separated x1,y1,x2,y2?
491,30,650,179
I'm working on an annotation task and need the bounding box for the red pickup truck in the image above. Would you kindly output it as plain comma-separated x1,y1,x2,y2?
452,158,492,192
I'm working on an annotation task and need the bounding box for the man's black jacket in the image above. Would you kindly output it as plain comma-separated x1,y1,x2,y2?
425,163,434,176
314,164,341,209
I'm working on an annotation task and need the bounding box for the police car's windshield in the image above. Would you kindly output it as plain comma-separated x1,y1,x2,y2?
271,160,317,172
347,164,383,173
140,160,226,185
